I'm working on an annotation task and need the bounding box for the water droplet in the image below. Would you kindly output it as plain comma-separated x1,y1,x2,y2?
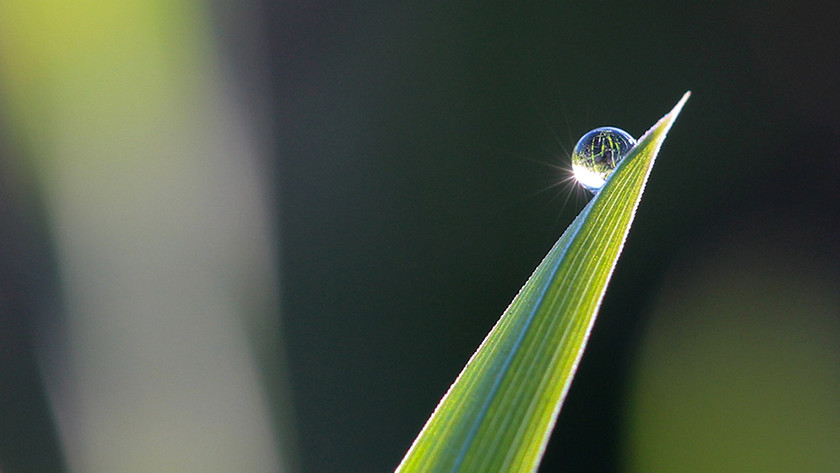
571,127,636,192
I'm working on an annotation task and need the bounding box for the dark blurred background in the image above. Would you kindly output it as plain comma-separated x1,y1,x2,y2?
1,1,839,473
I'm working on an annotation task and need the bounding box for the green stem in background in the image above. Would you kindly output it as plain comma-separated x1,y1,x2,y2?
396,92,690,473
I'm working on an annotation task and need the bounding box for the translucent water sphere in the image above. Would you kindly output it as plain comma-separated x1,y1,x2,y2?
571,126,636,192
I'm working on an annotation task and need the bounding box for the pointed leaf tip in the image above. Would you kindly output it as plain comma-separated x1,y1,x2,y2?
395,93,690,473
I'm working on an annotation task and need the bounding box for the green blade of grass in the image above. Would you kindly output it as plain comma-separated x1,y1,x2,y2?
396,92,690,473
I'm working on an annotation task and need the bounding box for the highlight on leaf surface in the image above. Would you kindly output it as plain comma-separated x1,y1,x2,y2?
396,92,690,473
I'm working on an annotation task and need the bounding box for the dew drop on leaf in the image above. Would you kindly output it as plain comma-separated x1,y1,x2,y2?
571,127,636,193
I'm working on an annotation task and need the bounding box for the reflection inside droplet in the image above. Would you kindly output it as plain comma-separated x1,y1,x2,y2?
571,127,636,192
